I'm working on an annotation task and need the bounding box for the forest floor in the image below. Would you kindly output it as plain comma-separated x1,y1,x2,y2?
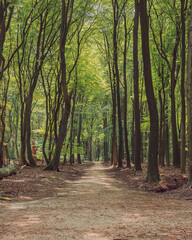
0,161,192,239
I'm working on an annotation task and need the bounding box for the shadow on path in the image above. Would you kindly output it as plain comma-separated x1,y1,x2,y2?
0,162,192,240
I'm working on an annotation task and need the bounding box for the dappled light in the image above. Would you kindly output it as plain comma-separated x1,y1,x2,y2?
12,215,41,227
1,163,192,240
83,232,109,240
122,213,148,223
0,0,192,239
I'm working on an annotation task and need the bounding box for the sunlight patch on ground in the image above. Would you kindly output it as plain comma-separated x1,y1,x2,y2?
2,179,26,183
6,204,27,210
12,215,41,227
122,213,148,223
18,196,33,201
83,232,109,240
54,187,64,190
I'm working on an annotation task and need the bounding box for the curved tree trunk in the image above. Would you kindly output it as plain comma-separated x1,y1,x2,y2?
45,102,71,171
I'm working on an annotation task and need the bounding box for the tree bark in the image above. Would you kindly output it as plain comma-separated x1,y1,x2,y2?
133,0,142,170
180,0,186,173
44,0,74,170
187,1,192,184
112,0,123,167
123,13,131,168
25,93,36,166
158,89,165,167
103,114,108,162
112,71,118,166
140,0,159,182
69,92,76,165
77,95,83,164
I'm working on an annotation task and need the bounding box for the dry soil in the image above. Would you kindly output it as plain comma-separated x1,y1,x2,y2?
0,162,192,240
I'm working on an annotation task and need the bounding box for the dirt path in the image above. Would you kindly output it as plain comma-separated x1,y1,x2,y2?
0,162,192,240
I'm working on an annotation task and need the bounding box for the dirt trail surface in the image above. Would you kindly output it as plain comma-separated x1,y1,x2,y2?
0,162,192,240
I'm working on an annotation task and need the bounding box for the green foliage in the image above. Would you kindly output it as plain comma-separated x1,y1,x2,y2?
0,0,189,175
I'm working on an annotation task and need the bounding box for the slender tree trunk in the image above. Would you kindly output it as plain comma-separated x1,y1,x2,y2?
171,74,180,168
88,138,92,161
20,103,28,165
0,112,5,167
0,2,14,167
25,94,36,166
77,112,82,164
44,0,74,170
112,74,118,166
69,93,76,165
180,0,186,173
170,26,181,168
140,0,159,182
88,117,93,162
113,1,123,167
46,104,71,170
133,0,142,170
77,95,83,164
15,106,19,159
187,1,192,184
103,114,108,162
158,89,165,166
123,14,131,168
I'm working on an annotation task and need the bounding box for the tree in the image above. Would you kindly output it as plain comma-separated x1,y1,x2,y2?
133,0,142,170
140,0,159,182
150,1,181,168
112,0,128,168
45,0,95,170
15,0,59,166
187,0,192,184
123,12,131,168
180,0,187,173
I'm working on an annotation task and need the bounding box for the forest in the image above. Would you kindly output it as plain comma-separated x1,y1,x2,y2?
0,0,192,185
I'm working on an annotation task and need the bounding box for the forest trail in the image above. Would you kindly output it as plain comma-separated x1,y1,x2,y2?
0,162,192,240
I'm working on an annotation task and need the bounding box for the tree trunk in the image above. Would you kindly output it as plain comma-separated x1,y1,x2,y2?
44,0,74,170
187,1,192,184
45,103,71,170
112,75,118,166
88,137,92,162
113,1,123,167
77,98,83,164
24,93,36,166
123,14,131,168
140,0,159,182
133,0,142,170
20,103,28,166
180,0,186,173
158,89,165,166
103,114,108,162
77,109,82,164
171,73,180,168
0,112,5,167
170,24,181,168
70,93,76,165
